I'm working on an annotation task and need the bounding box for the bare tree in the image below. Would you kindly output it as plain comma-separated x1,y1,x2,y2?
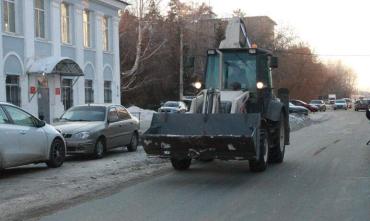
120,0,167,92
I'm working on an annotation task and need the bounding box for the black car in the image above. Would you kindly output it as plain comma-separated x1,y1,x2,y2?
289,102,309,115
355,99,369,111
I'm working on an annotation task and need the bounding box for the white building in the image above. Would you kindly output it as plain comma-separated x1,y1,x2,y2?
0,0,127,123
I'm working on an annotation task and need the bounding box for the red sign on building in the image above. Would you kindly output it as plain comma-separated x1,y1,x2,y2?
30,86,37,94
55,88,61,95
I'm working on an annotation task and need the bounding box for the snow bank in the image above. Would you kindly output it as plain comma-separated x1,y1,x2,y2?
289,114,311,131
128,106,156,133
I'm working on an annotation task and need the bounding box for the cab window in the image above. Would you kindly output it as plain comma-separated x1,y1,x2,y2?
4,105,36,127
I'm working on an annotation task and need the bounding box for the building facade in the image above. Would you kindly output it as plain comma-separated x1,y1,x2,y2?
0,0,127,123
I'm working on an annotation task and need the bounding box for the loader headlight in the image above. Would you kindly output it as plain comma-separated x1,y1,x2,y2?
193,81,202,89
256,82,264,89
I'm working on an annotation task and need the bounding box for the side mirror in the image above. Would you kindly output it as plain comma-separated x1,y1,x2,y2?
37,120,46,128
270,56,278,68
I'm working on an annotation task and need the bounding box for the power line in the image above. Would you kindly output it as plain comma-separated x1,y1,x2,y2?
275,51,370,57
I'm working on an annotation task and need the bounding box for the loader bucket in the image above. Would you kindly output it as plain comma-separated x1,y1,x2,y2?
143,113,261,160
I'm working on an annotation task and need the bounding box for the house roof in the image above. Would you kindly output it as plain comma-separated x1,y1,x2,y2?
97,0,129,9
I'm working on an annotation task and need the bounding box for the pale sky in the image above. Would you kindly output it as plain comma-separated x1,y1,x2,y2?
157,0,370,91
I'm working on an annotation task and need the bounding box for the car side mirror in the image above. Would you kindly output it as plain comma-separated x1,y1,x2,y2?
270,56,278,68
37,120,46,128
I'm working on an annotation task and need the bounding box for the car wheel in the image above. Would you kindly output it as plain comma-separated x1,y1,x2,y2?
171,158,191,170
46,138,66,168
127,132,138,152
94,138,105,159
250,129,269,172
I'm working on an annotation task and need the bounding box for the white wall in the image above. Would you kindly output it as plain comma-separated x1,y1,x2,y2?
1,0,124,119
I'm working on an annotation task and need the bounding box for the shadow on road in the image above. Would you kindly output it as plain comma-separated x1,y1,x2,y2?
0,166,48,179
156,160,286,188
65,147,131,162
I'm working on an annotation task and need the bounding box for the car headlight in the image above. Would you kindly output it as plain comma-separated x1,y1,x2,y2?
73,132,90,139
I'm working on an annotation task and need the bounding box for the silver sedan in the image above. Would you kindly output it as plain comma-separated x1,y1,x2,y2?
54,104,140,159
0,102,66,170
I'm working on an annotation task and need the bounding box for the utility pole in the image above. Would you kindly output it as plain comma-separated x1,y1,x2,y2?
179,27,184,101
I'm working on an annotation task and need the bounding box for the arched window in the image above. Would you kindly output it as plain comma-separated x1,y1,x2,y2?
4,54,23,106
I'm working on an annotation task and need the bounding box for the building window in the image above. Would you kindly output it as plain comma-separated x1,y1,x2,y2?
83,9,91,48
34,0,45,38
61,2,70,44
102,16,109,51
85,80,94,103
6,75,21,107
3,0,16,33
104,81,112,103
62,79,73,110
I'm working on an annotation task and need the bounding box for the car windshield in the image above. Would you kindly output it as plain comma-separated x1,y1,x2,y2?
205,51,258,91
310,100,321,104
61,106,106,121
164,102,179,107
336,100,346,104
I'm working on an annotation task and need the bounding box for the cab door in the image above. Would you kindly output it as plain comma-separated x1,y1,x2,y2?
2,105,47,165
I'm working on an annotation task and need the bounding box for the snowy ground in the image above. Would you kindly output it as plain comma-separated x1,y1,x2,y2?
0,107,326,221
0,148,169,221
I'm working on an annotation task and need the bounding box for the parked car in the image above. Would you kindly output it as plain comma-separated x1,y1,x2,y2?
291,99,318,112
333,99,348,110
54,104,140,158
354,99,369,111
158,101,187,113
289,102,309,115
0,102,65,170
309,100,326,111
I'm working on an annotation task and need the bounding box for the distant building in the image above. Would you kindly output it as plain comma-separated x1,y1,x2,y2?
0,0,127,123
183,15,276,82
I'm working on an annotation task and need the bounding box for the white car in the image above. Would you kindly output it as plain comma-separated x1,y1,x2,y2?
0,102,66,170
158,101,188,113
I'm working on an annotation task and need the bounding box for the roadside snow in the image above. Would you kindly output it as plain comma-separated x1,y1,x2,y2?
0,147,169,221
289,114,310,131
127,106,155,133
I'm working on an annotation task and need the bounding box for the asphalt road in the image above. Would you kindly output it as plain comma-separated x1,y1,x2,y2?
40,111,370,221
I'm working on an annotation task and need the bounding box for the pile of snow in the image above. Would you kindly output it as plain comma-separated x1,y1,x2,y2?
128,106,156,133
289,114,310,131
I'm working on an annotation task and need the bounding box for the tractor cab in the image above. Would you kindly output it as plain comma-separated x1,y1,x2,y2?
205,48,277,94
